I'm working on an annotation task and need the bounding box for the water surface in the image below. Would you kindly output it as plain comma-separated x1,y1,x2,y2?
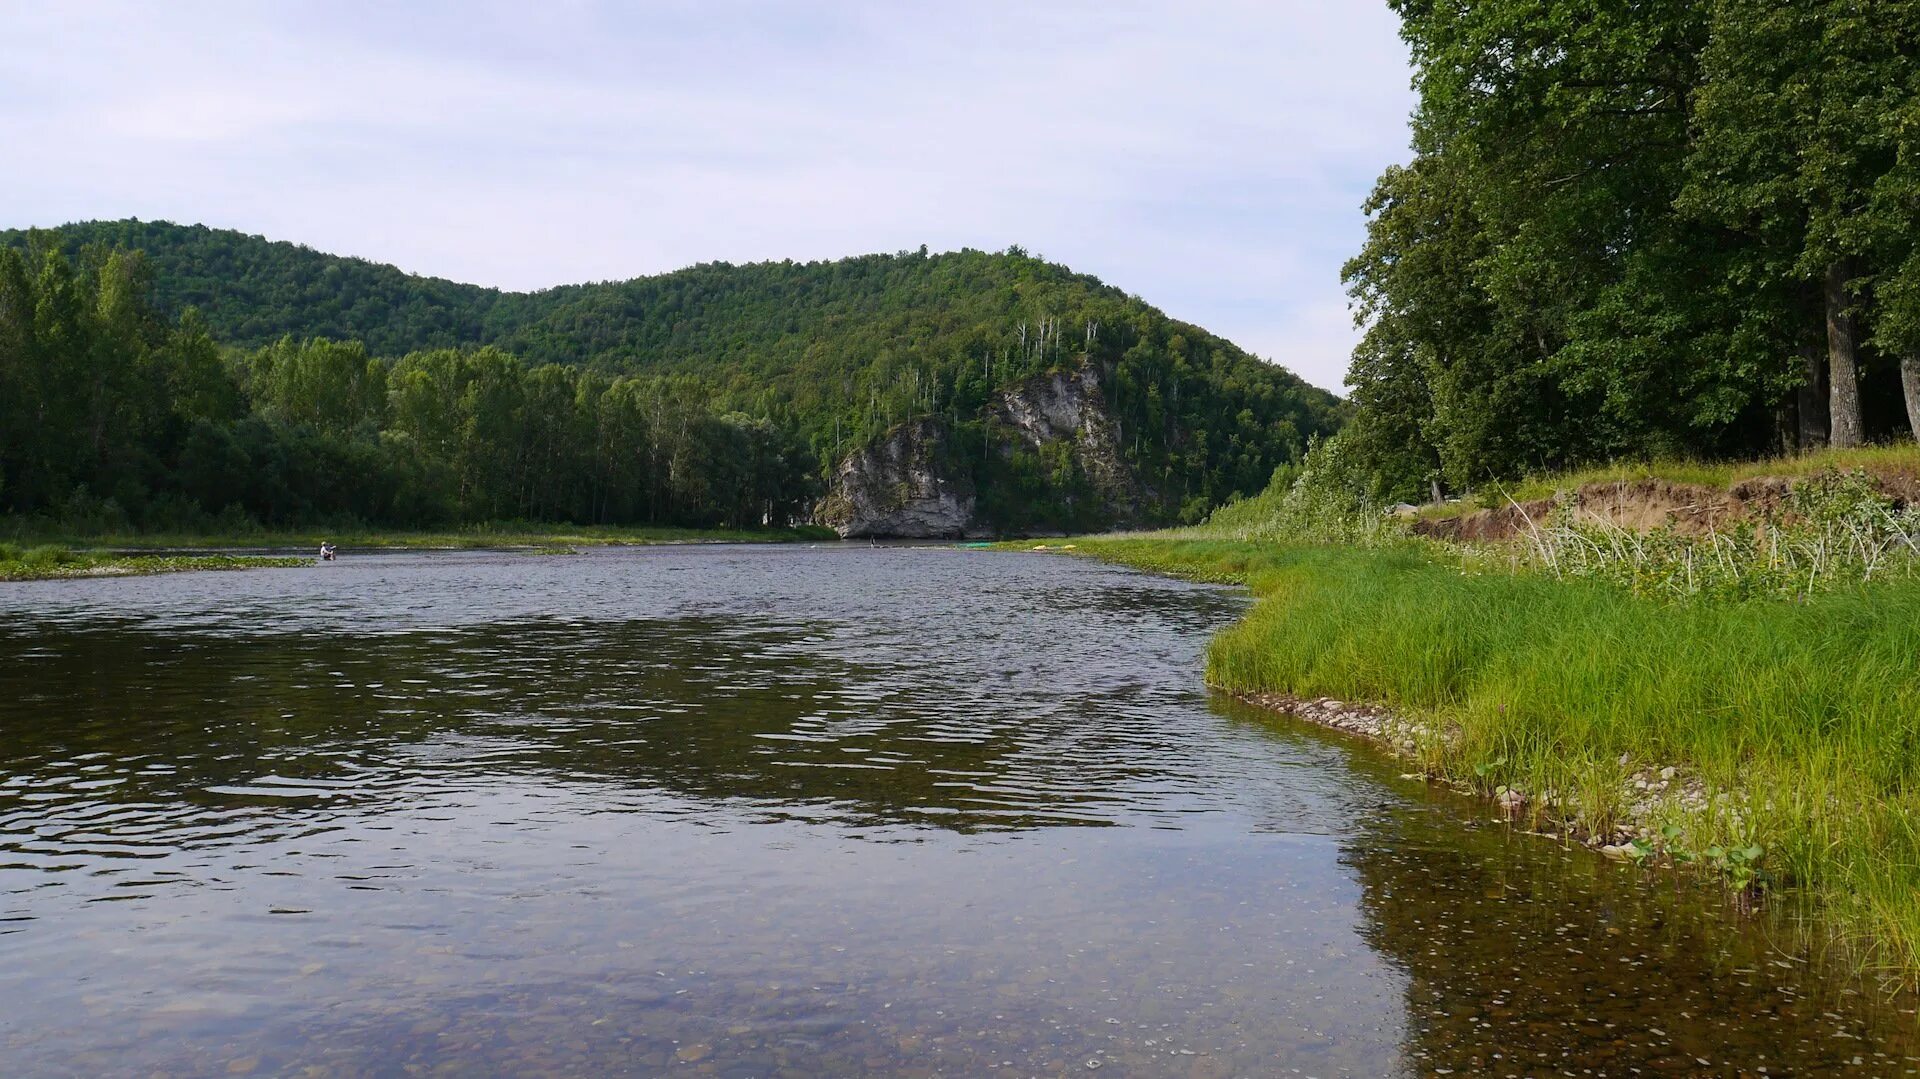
0,546,1914,1076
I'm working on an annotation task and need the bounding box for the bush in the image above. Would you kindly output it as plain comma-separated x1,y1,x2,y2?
20,545,80,569
1200,433,1401,548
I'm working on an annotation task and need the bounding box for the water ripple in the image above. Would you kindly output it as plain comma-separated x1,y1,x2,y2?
0,547,1910,1076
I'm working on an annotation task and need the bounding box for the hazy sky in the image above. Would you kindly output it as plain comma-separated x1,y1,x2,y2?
0,2,1415,392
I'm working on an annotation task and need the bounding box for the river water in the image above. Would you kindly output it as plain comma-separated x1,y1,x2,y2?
0,545,1913,1077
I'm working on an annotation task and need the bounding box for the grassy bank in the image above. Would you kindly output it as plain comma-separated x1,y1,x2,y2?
0,521,840,552
2,521,839,580
0,543,309,582
1064,531,1920,982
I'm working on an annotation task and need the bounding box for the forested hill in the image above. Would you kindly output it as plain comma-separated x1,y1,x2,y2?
4,220,539,355
1,221,1341,534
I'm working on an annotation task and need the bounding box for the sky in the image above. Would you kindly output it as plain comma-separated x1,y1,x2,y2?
0,2,1415,392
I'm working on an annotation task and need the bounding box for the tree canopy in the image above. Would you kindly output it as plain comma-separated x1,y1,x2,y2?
1340,0,1920,502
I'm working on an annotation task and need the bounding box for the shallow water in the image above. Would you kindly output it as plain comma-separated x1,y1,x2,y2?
0,545,1913,1077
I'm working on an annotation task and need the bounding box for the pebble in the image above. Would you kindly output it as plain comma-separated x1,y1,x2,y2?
1234,690,1755,878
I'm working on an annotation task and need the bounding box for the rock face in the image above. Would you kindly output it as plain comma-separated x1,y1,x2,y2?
814,417,977,539
814,359,1151,538
992,361,1148,523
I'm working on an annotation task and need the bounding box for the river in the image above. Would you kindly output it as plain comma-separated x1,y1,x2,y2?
0,545,1913,1076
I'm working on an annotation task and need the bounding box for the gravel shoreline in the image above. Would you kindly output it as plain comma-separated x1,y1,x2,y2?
1232,690,1737,863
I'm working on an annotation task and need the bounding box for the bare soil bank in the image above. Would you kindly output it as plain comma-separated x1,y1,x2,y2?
1414,470,1920,542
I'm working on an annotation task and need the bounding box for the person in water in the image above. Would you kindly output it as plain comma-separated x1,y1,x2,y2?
319,542,336,561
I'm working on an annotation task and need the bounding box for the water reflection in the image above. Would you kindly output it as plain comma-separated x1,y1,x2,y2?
0,611,1311,841
1337,777,1920,1075
0,547,1913,1076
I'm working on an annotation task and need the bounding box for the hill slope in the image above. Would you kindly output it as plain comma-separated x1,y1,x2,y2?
5,219,1344,532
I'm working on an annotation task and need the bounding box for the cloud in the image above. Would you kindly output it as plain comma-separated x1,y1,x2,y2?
0,1,1413,391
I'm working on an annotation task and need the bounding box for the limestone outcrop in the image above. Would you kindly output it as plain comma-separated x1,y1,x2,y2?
813,417,977,539
815,359,1154,538
991,360,1149,526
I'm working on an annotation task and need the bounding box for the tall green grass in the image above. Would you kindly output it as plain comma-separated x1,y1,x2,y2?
1078,536,1920,981
0,543,84,574
0,543,307,581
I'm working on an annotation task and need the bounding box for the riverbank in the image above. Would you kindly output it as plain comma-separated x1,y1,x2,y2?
1050,534,1920,985
0,544,309,582
0,521,840,553
1,522,839,582
1425,443,1920,514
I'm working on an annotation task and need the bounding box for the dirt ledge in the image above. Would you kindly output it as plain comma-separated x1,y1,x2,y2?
1412,473,1920,543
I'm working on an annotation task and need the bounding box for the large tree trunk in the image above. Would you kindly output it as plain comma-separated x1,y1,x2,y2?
1826,261,1864,449
1797,335,1829,450
1903,352,1920,443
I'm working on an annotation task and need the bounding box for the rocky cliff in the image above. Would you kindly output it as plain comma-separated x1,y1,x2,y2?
990,360,1148,523
813,417,979,539
815,359,1151,538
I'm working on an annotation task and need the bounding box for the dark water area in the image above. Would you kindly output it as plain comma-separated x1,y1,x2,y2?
0,545,1914,1077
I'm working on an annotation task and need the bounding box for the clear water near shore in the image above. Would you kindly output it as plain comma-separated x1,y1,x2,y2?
0,546,1914,1076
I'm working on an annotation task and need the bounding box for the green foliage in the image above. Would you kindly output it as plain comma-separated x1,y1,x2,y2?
3,221,1343,529
1,226,1334,534
0,544,82,571
1628,825,1770,894
1341,1,1920,498
241,337,387,434
1197,434,1404,547
0,243,816,532
0,219,527,356
0,545,306,581
1689,843,1771,895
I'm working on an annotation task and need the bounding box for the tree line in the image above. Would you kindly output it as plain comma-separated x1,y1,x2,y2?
1340,1,1920,501
4,225,1343,532
0,243,813,532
